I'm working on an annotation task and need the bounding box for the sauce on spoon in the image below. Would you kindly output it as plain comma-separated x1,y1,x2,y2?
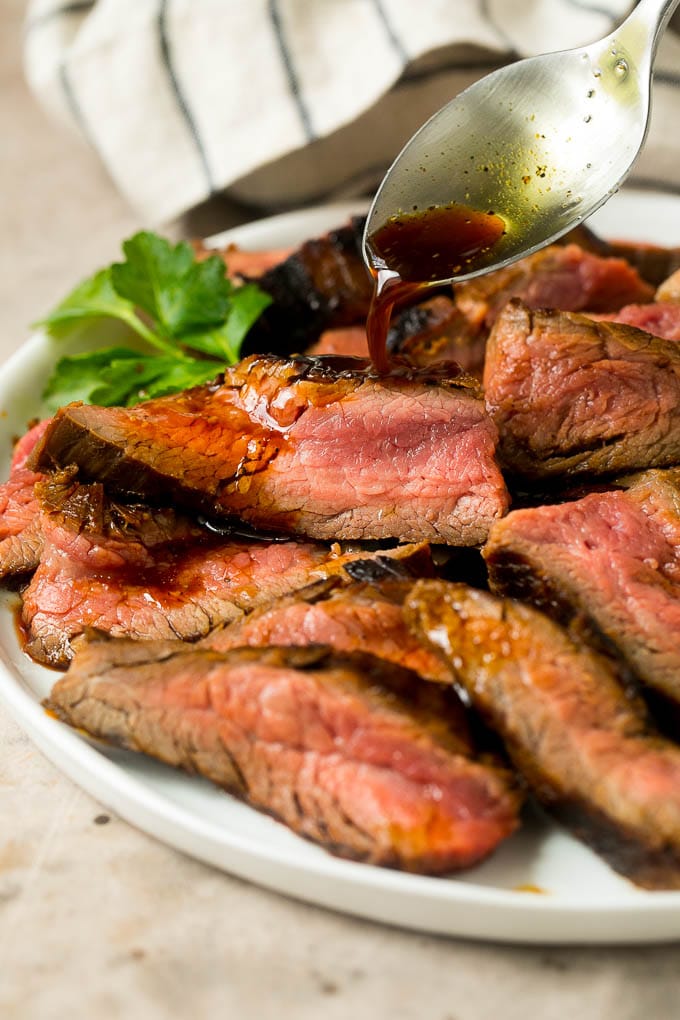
365,202,506,372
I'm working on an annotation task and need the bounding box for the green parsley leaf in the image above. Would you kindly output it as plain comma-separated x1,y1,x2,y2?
43,349,225,411
182,283,272,361
39,229,273,410
111,233,234,336
35,269,150,342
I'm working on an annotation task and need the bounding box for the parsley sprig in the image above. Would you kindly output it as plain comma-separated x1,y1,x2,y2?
37,232,271,409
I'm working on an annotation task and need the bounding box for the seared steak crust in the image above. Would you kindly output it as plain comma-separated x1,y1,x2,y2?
407,580,680,888
483,469,680,710
240,217,372,355
0,420,53,579
484,301,680,479
31,354,508,545
203,577,454,684
47,639,521,873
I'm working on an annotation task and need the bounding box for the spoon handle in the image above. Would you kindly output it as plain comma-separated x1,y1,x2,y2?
615,0,680,66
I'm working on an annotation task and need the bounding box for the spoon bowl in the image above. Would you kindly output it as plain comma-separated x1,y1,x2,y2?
363,0,679,286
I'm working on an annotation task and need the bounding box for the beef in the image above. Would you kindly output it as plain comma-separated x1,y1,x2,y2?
407,579,680,889
194,242,293,279
0,420,52,579
483,301,680,480
308,295,486,376
31,354,509,546
483,469,680,712
23,467,434,666
203,577,453,684
607,241,680,289
596,302,680,342
47,637,521,872
238,217,373,355
455,244,654,334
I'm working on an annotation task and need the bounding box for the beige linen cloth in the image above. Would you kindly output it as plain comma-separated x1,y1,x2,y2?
23,0,680,225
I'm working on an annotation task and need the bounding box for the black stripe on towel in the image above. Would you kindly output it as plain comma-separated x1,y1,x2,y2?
562,0,618,21
478,0,519,57
371,0,409,65
58,59,99,151
158,0,215,191
267,0,315,141
25,1,95,32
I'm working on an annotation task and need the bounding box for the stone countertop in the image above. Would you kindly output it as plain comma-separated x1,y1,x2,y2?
3,4,680,1018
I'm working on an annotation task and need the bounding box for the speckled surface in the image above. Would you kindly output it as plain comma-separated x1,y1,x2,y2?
3,3,680,1017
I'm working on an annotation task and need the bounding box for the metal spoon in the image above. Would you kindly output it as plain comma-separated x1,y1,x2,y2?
363,0,680,286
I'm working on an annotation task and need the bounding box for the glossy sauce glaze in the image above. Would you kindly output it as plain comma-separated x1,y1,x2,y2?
365,203,506,372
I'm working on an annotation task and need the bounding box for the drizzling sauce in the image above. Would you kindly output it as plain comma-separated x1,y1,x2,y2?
365,203,506,372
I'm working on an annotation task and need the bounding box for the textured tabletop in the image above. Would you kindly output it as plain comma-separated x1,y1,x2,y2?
3,3,680,1018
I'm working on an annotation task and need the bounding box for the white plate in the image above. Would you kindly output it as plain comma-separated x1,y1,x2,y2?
2,191,680,945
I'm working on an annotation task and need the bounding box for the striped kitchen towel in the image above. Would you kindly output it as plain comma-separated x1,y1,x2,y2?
23,0,680,225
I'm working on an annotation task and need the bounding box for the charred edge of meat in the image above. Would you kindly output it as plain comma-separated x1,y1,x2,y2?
196,513,297,543
263,351,476,390
343,552,433,584
484,548,653,715
240,219,371,356
387,305,437,354
548,796,680,890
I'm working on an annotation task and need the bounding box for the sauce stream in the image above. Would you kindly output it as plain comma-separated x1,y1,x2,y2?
365,203,506,372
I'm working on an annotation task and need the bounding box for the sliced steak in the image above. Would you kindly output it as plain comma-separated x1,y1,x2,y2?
407,579,680,889
203,577,453,684
239,217,373,355
0,419,52,579
31,354,508,545
484,301,680,479
47,638,521,872
23,469,433,666
596,302,680,342
483,469,680,711
308,295,486,375
455,244,654,334
308,295,486,376
194,242,293,279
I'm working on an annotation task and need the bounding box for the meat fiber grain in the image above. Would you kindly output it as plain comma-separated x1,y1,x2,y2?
408,579,680,888
31,354,509,546
47,639,521,873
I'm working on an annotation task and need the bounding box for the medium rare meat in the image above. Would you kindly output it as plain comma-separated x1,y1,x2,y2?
0,420,52,579
31,354,509,546
484,301,680,479
483,469,680,712
47,638,521,872
455,244,654,333
203,577,454,684
407,579,680,889
23,468,434,666
596,302,680,342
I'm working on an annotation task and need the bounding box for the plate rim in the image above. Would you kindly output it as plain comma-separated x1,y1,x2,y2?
2,189,680,944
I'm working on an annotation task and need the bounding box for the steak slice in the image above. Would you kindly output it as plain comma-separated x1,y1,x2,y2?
483,469,680,711
23,469,433,666
0,419,52,579
31,354,508,545
239,217,373,355
308,296,486,376
455,244,654,334
47,638,521,872
203,577,454,684
484,301,680,479
596,302,680,342
407,579,680,889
